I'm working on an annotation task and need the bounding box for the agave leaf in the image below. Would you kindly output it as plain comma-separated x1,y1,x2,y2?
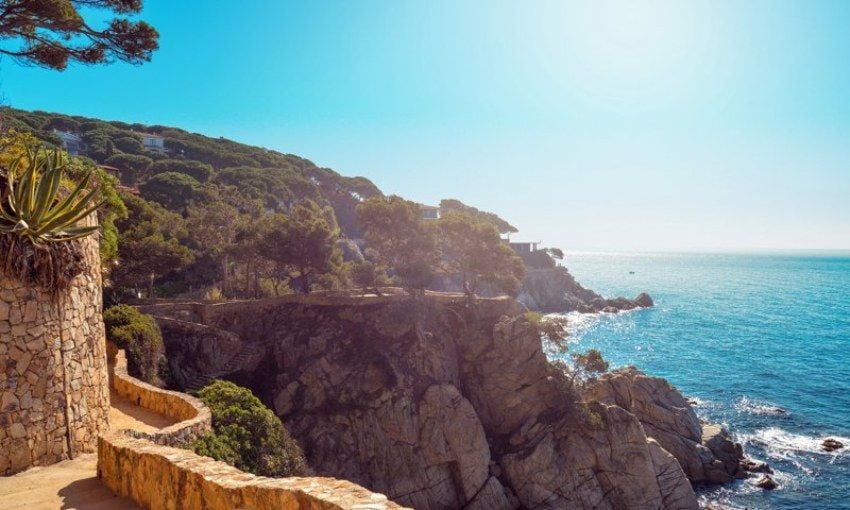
31,164,62,224
35,197,104,238
48,225,99,241
40,172,92,223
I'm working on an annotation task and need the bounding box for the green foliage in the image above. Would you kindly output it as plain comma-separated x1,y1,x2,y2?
0,0,159,70
150,159,213,183
192,380,309,477
0,148,103,244
571,349,610,381
357,195,439,295
255,204,343,294
439,198,518,234
104,153,153,185
351,260,389,294
436,212,525,297
113,135,144,154
103,304,166,386
138,171,200,211
525,312,570,351
112,194,193,297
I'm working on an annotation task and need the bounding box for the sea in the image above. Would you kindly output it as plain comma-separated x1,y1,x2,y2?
553,252,850,510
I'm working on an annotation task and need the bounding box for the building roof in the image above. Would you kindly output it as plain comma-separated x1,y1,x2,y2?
133,131,165,140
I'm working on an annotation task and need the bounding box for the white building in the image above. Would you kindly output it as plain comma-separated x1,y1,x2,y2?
420,204,440,220
53,130,83,156
136,132,167,153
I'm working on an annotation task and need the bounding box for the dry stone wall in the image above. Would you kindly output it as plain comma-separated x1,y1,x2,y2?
0,227,109,475
100,344,408,510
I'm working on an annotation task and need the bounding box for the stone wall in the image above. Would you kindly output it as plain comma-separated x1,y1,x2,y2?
98,435,408,510
100,344,408,510
0,224,109,475
107,343,211,446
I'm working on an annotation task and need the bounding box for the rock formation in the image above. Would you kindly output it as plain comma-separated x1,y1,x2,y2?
583,367,748,484
517,267,653,313
144,294,741,509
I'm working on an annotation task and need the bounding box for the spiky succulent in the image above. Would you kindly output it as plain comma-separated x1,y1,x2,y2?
0,148,103,244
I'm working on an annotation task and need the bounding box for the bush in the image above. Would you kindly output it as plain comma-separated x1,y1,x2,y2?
103,305,166,385
149,159,213,183
192,380,309,477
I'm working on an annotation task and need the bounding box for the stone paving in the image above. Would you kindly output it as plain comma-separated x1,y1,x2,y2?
0,390,174,510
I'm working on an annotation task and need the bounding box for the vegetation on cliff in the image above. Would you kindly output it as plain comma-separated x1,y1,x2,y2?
192,380,309,478
103,304,166,385
0,108,552,302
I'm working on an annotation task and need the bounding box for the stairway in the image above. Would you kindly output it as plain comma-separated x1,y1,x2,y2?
183,340,266,393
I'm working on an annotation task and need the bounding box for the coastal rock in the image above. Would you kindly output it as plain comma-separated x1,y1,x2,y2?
634,292,654,307
154,296,699,509
822,438,844,452
517,267,654,313
583,367,744,484
755,474,778,490
740,458,772,474
647,438,699,510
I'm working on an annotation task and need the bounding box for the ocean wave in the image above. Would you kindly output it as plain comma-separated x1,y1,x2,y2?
740,427,850,462
734,396,790,417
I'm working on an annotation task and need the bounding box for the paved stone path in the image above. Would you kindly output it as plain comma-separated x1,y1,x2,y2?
0,390,177,510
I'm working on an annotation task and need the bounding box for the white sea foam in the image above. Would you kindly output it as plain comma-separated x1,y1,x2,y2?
740,427,850,467
734,396,790,417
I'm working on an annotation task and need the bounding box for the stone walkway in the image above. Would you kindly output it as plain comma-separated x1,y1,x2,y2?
0,390,177,510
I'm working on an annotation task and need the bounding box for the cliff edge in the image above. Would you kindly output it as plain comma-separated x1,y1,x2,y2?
144,294,757,509
518,267,654,313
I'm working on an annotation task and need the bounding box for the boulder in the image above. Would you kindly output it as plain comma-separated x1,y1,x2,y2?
755,475,778,490
647,439,699,510
634,292,654,307
823,438,844,452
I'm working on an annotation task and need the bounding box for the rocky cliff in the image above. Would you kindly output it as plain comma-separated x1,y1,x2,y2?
145,294,747,509
518,267,653,313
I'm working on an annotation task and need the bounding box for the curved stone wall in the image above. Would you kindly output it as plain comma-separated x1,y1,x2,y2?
100,345,407,510
107,344,211,446
0,225,109,475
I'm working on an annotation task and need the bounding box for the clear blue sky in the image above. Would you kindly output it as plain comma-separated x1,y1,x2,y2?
2,0,849,251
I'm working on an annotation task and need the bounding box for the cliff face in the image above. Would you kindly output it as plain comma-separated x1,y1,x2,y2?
147,295,731,509
518,267,653,313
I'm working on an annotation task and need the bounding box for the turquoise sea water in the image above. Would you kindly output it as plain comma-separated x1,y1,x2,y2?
557,252,850,510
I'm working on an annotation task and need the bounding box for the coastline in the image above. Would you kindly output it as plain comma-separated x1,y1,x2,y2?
557,251,850,509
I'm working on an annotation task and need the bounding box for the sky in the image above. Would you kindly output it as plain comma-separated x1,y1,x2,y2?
2,0,849,251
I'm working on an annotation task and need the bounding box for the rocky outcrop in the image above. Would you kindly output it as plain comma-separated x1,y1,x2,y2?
518,267,653,313
583,367,746,484
153,294,703,509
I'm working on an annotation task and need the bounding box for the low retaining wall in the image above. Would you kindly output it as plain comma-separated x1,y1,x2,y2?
99,435,406,510
107,344,210,445
100,344,407,509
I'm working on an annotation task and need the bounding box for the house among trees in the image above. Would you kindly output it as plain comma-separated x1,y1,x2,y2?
507,241,540,254
53,129,83,155
420,204,440,220
136,131,167,153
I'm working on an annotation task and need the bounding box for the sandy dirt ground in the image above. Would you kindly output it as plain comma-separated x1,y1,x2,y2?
0,389,178,509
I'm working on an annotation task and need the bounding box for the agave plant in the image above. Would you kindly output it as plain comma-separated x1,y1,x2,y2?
0,148,103,244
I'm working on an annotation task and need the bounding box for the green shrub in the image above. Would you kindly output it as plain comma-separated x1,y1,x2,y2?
192,380,309,477
103,304,166,385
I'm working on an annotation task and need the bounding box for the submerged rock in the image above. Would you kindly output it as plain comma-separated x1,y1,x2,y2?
823,438,844,452
741,458,773,474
